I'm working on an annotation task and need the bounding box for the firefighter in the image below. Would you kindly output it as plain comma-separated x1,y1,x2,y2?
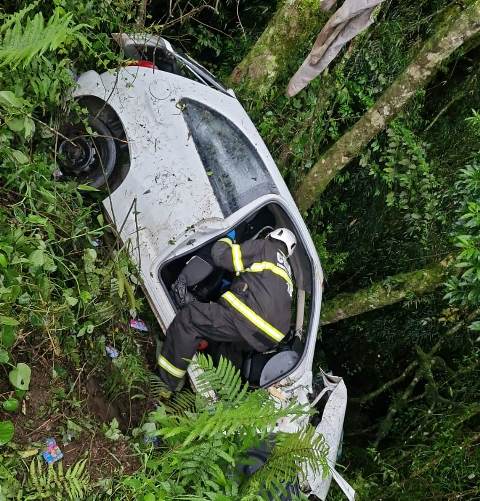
156,228,297,395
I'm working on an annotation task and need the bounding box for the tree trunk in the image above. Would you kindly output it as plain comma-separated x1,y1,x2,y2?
229,0,330,97
136,0,148,29
295,1,480,212
320,262,448,326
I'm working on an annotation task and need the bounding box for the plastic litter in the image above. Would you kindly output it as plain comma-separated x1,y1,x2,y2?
105,346,119,359
42,438,63,465
144,434,159,446
129,318,148,332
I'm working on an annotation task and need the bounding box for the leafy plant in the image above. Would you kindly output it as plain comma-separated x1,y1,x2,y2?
445,158,480,309
8,363,31,391
24,457,90,500
0,456,22,499
102,418,123,441
122,355,328,500
0,421,14,446
360,120,442,247
104,333,150,402
2,399,19,413
0,3,88,69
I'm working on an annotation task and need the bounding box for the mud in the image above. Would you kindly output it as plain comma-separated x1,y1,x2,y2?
85,376,123,425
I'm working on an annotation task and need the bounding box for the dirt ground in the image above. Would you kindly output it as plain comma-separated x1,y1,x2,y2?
1,357,142,481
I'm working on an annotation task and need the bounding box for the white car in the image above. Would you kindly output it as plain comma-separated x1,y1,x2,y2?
57,34,354,500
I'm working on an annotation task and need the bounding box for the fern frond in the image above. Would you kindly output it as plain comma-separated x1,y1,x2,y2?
136,356,320,499
195,354,249,405
0,8,88,69
0,2,37,33
243,426,330,499
25,457,90,500
162,389,198,416
156,390,301,447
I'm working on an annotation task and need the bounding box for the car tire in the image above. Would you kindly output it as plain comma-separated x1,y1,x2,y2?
57,114,117,189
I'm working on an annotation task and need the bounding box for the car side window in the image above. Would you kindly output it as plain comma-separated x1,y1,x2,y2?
181,98,278,216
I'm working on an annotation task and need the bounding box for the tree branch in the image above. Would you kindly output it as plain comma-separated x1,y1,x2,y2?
295,0,480,211
135,0,148,29
350,359,418,404
373,307,480,447
320,262,448,326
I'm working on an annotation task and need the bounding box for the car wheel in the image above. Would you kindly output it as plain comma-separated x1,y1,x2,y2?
57,114,117,189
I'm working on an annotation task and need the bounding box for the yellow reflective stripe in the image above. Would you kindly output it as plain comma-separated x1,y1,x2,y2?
231,244,244,273
157,355,186,378
247,261,293,286
218,238,244,273
222,291,285,343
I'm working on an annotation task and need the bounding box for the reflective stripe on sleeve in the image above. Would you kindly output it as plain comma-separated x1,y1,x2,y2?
221,291,285,343
218,238,244,273
246,261,292,286
157,355,186,378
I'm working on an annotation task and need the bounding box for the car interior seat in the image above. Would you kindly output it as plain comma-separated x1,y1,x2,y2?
181,255,214,286
169,254,227,306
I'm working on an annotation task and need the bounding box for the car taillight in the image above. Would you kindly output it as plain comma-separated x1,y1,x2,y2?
127,60,157,69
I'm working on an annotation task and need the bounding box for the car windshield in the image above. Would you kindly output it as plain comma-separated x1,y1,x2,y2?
181,98,278,216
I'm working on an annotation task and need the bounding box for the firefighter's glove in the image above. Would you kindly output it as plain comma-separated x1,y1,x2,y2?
226,229,236,241
171,274,196,308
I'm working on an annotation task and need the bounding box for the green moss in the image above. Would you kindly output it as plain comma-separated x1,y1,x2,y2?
230,0,329,97
320,264,446,325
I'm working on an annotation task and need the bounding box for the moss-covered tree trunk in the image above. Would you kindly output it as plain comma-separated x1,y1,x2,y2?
229,0,330,97
295,1,480,212
320,262,448,326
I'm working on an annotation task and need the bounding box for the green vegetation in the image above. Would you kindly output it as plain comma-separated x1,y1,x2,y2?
121,354,327,500
1,0,480,499
445,159,480,309
25,457,90,500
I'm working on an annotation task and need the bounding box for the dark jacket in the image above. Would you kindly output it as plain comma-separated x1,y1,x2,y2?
211,238,294,351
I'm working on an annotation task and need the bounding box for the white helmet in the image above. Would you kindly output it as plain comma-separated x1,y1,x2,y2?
268,228,297,257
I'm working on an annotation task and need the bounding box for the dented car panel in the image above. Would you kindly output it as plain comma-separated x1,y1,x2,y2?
307,372,352,500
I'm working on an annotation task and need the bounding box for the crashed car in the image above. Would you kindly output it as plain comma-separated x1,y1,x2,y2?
57,33,354,500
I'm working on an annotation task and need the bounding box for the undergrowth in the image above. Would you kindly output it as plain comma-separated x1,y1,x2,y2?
120,354,328,500
25,457,90,500
0,2,148,496
0,2,141,429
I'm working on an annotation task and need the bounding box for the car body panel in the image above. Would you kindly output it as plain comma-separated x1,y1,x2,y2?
306,372,353,500
73,66,323,360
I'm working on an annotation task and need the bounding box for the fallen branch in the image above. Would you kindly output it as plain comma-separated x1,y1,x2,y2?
350,359,418,404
